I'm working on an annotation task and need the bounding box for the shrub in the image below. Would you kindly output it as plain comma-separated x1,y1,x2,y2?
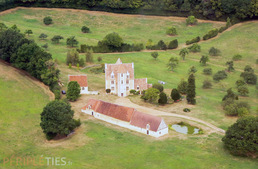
89,64,104,74
232,54,242,61
186,16,198,25
202,80,212,89
153,83,164,92
177,79,188,94
179,48,188,60
237,86,249,96
80,44,87,53
66,49,79,66
183,108,191,112
53,89,61,100
187,74,196,105
222,88,238,101
235,80,245,87
171,88,181,101
199,55,209,66
81,26,90,33
85,50,93,62
103,32,123,48
135,91,140,95
203,28,219,40
130,89,136,94
167,39,178,49
66,36,79,47
39,33,48,40
151,52,158,60
213,70,227,81
79,58,85,67
209,47,221,56
106,89,111,93
66,81,81,101
42,43,48,49
157,40,167,50
186,36,200,45
166,27,177,36
188,43,201,53
224,101,250,116
226,17,232,28
43,16,53,25
203,68,212,75
226,61,235,72
141,88,160,103
97,56,102,62
219,26,227,33
222,116,257,157
188,66,197,74
158,92,167,104
51,35,63,44
240,65,257,85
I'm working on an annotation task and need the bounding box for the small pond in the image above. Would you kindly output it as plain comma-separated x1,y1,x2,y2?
169,122,203,134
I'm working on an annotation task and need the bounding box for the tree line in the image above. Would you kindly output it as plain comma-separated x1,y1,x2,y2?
1,0,257,22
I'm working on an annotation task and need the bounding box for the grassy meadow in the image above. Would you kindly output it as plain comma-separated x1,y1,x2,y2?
0,8,257,169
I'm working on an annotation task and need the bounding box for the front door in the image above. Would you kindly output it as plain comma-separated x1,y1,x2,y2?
92,112,94,116
147,130,149,135
121,93,123,97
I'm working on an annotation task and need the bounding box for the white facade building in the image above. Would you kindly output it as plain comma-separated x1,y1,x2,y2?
81,99,168,137
68,75,98,95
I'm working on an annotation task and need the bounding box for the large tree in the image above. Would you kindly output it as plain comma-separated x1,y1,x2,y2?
179,48,188,60
51,35,63,44
67,81,81,101
141,88,160,103
167,57,179,71
103,32,123,49
66,36,79,47
187,74,196,104
222,116,258,157
171,88,181,101
40,100,80,140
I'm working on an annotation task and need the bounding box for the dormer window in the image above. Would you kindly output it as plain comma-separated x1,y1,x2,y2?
88,105,92,109
146,124,150,130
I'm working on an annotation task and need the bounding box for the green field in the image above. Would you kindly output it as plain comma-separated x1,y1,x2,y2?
0,8,257,169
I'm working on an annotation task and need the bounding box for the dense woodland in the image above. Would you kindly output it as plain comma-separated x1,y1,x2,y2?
0,0,257,21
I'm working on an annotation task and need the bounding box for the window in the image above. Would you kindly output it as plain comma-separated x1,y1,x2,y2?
126,80,129,84
121,74,123,77
126,86,129,90
137,86,140,90
111,74,114,78
127,74,129,78
121,80,123,84
82,87,84,90
111,87,114,90
111,80,114,84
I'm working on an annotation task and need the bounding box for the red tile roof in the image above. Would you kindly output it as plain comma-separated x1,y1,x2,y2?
83,99,165,132
69,75,88,87
85,99,135,122
134,78,148,91
130,111,162,132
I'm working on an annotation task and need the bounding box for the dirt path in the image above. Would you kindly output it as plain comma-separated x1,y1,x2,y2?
0,60,54,100
114,97,225,134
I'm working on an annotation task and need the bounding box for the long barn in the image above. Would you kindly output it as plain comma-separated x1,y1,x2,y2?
81,99,168,137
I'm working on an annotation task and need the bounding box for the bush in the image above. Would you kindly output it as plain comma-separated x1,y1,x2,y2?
219,26,227,33
106,89,111,93
202,80,212,89
199,55,209,66
222,88,238,101
222,116,257,157
203,68,212,75
235,79,245,87
39,33,48,40
79,58,85,67
177,79,188,94
186,36,200,45
209,47,221,56
51,35,63,44
240,65,257,85
80,44,87,53
97,56,102,62
158,92,167,104
130,89,136,94
213,70,227,81
237,86,249,96
188,43,200,53
89,64,104,74
157,40,167,50
54,89,61,100
151,52,158,60
43,16,53,25
188,66,197,74
166,27,177,36
167,39,178,49
171,88,181,101
81,26,90,33
66,36,79,47
183,108,191,112
85,50,93,62
203,28,219,40
141,88,160,103
186,16,198,25
232,54,242,61
42,43,48,49
224,101,250,116
153,83,164,92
